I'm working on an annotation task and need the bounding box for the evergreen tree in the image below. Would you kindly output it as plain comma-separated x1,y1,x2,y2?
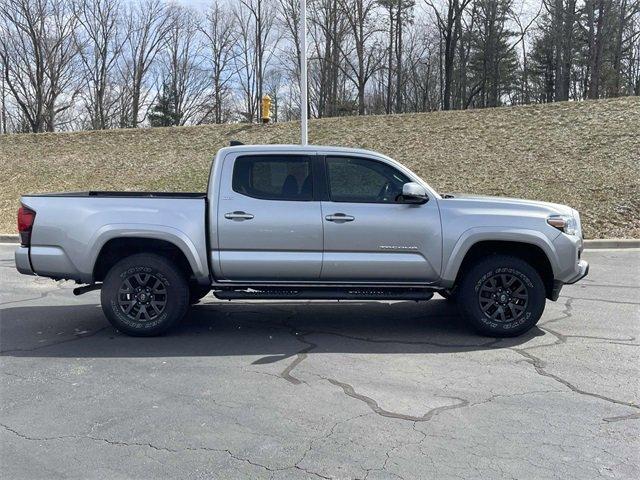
465,0,519,108
148,82,180,127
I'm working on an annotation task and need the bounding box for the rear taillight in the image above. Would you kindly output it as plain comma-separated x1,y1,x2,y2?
17,205,36,246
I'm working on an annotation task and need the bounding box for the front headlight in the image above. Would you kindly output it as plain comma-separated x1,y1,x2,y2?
547,214,580,236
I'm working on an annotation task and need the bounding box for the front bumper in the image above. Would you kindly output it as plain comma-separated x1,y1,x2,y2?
14,246,35,275
550,259,589,301
565,259,589,284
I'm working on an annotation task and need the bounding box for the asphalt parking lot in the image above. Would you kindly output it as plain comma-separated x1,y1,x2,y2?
0,245,638,479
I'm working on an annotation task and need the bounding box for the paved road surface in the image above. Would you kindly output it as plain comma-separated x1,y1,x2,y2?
1,245,638,479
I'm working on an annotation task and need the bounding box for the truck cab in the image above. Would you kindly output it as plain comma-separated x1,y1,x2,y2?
210,145,442,284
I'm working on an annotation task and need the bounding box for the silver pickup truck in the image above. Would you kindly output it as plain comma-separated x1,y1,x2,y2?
15,144,588,337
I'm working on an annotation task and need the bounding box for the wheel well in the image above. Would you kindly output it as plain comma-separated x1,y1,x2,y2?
93,238,194,282
455,241,555,299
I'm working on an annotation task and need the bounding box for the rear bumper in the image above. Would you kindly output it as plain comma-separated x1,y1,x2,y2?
14,246,35,275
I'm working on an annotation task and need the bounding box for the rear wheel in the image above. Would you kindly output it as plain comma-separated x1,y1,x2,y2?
101,253,189,336
458,255,545,337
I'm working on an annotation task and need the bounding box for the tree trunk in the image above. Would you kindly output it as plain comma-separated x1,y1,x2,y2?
588,0,606,99
561,0,576,100
395,0,403,113
386,4,394,114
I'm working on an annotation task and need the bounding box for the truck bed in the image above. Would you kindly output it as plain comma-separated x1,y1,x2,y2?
25,191,206,198
17,193,210,284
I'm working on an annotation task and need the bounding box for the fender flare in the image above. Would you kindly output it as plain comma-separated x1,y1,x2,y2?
441,227,560,284
88,224,208,283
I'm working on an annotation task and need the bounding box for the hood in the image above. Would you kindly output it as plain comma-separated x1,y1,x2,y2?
442,193,575,217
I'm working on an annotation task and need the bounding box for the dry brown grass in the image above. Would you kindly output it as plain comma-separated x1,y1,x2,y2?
1,97,639,238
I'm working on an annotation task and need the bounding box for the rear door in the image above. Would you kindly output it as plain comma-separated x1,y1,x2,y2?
216,152,323,281
320,155,442,283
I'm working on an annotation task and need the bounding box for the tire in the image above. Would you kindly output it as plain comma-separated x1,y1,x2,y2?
457,255,545,337
190,285,211,304
100,253,190,336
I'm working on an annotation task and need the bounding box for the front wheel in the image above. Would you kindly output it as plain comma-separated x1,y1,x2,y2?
457,255,545,337
101,253,190,336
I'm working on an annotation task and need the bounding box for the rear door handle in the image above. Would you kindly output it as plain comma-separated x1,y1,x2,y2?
224,211,254,221
325,213,355,222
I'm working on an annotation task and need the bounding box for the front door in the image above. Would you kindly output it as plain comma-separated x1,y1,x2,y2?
320,156,442,283
217,153,323,281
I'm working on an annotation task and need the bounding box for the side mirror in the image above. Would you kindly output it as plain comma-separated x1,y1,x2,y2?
400,182,428,204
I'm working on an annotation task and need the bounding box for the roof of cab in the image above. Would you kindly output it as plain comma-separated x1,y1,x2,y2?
218,143,381,156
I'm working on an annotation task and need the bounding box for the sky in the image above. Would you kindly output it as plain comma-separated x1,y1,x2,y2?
171,0,215,10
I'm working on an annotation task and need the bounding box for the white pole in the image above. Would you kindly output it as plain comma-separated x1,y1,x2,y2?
299,0,308,146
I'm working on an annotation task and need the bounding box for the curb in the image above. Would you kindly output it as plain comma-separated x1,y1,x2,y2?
0,234,638,249
583,239,640,249
0,234,18,244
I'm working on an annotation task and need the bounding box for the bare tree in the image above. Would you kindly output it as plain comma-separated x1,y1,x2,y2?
338,0,384,114
161,5,209,125
74,0,126,129
510,0,543,104
403,20,440,111
309,0,349,117
426,0,473,110
233,5,258,121
277,0,302,79
237,0,280,122
0,50,7,133
199,1,238,124
0,0,80,132
1,0,638,131
119,0,170,127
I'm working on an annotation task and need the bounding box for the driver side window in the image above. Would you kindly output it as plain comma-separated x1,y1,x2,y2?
326,156,409,203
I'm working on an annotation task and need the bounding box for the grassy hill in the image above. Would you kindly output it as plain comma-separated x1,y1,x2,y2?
1,97,639,238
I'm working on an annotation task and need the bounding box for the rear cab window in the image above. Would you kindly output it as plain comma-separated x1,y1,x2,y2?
232,155,313,201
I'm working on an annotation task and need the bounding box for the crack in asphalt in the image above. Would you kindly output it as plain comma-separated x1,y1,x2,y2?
539,297,574,327
559,294,640,306
526,327,636,350
602,413,640,423
507,296,640,417
0,280,70,307
576,282,639,289
0,292,53,307
534,297,635,347
322,376,469,422
296,329,503,349
0,423,176,452
279,329,316,385
364,414,477,480
1,423,332,479
510,348,640,411
243,313,484,426
604,341,640,346
293,413,372,480
0,327,109,355
243,294,639,428
258,319,505,386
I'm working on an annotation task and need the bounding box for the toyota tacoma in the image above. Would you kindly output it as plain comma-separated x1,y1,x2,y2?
15,144,588,337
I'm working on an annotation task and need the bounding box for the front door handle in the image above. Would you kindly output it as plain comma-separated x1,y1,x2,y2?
224,211,254,221
325,213,355,222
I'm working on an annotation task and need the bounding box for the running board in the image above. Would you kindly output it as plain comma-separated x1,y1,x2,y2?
213,288,434,301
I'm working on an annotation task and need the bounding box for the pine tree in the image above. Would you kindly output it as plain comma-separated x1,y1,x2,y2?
148,82,180,127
